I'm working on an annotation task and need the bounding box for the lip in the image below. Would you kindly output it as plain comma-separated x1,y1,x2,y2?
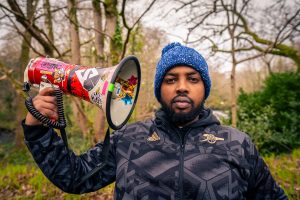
172,96,191,103
173,101,191,109
172,96,192,109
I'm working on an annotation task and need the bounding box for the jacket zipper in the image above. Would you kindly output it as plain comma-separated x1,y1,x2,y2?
179,142,185,199
157,121,190,200
178,129,190,200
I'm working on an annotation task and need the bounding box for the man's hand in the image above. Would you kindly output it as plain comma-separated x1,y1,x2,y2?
25,87,58,126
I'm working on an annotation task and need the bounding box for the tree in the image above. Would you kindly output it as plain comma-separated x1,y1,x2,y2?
0,0,39,147
14,0,39,147
3,0,61,57
104,0,119,65
92,0,105,65
232,0,300,72
68,0,92,137
166,0,300,126
92,0,106,142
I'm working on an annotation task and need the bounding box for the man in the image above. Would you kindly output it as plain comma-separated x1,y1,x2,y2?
23,42,287,199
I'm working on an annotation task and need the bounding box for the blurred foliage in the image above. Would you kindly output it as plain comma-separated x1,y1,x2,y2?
237,72,300,154
0,80,16,130
111,18,123,65
264,148,300,200
129,25,144,55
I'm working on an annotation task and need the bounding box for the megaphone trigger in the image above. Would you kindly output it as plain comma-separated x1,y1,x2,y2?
39,81,59,92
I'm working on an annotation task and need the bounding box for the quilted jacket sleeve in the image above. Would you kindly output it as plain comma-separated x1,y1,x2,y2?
22,121,117,194
245,137,288,200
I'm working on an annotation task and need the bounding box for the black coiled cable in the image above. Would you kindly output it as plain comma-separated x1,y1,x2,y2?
25,89,66,129
25,89,69,149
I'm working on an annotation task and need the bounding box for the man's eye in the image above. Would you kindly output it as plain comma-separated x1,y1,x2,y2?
164,78,176,84
188,77,199,83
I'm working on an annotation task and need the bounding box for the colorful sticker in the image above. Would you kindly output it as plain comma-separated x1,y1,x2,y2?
41,61,58,70
121,94,133,105
53,68,65,83
112,75,138,105
91,91,103,107
101,81,109,95
39,61,65,83
75,68,101,91
108,83,115,92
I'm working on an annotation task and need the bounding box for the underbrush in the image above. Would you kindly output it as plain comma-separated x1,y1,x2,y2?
0,163,114,199
0,133,114,199
264,148,300,200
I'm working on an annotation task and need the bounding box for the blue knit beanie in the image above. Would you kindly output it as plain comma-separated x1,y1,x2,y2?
154,42,211,101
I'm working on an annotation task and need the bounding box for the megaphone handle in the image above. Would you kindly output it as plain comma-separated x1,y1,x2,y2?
25,89,70,151
25,89,67,129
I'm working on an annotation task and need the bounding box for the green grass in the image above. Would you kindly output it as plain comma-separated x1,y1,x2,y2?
264,148,300,200
0,133,114,199
0,163,114,199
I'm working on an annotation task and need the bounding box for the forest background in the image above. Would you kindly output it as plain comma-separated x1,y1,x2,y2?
0,0,299,199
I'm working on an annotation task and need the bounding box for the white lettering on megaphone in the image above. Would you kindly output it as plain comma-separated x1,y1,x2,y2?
75,68,99,89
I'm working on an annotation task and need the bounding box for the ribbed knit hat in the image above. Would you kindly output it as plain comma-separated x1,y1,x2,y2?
154,42,211,101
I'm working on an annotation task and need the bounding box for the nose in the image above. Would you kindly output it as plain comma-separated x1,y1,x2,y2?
176,79,189,94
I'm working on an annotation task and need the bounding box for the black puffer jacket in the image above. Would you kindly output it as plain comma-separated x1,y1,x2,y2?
23,109,287,200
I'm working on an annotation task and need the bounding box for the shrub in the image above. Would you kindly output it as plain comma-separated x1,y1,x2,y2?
237,72,300,154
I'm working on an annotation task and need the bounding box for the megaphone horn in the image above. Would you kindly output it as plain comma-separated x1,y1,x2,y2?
24,56,141,130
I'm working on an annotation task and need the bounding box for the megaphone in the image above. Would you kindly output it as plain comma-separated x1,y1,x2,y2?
23,56,141,130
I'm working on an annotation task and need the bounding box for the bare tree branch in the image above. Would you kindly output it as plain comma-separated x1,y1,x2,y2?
120,0,157,58
274,8,300,47
5,0,61,57
1,7,45,57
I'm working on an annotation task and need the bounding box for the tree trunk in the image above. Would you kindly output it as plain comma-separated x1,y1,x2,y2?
14,0,37,148
230,30,237,128
68,0,81,65
15,32,32,147
92,0,106,142
43,0,54,43
104,0,118,65
72,97,91,137
230,65,237,128
14,94,26,148
67,0,90,137
93,0,105,65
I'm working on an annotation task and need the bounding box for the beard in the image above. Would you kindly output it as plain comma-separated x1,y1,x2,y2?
160,94,204,126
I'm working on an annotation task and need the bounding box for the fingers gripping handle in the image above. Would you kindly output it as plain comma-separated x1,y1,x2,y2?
25,89,66,129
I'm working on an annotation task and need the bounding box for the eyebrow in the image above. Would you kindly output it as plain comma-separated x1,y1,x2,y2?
165,71,199,76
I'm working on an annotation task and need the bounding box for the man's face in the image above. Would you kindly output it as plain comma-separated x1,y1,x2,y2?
160,66,205,125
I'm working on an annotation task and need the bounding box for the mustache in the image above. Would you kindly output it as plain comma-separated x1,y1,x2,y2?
171,94,193,104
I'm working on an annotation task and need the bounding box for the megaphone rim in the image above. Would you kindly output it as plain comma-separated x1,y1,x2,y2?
106,55,141,130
